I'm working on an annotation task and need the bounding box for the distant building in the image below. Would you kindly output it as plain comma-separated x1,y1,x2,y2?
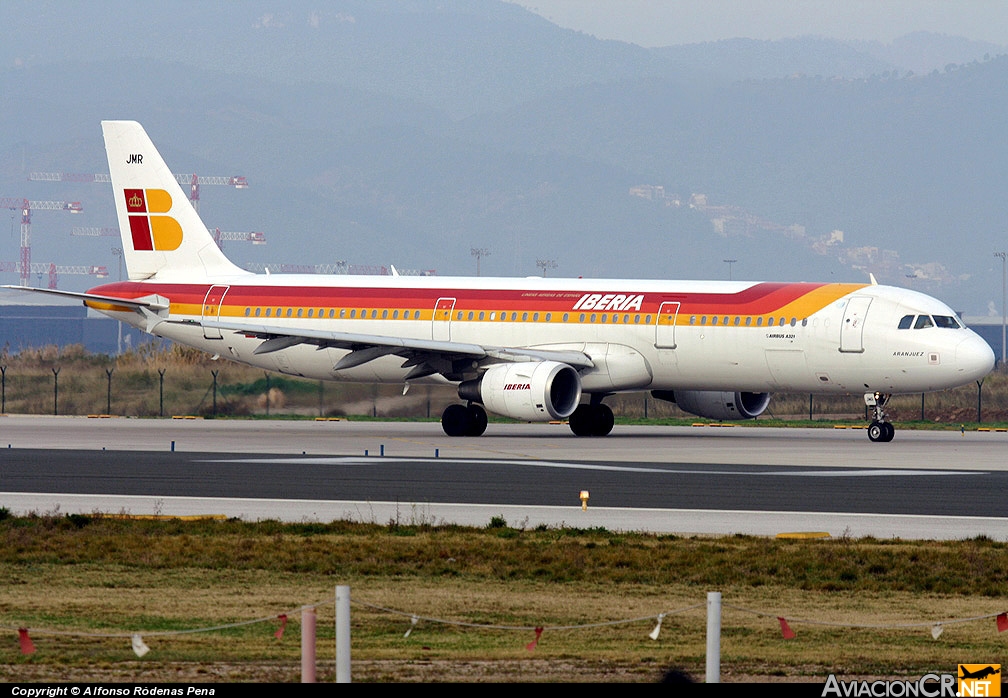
0,303,152,355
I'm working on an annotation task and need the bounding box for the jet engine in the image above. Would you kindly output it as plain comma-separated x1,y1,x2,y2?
459,361,581,422
652,389,771,420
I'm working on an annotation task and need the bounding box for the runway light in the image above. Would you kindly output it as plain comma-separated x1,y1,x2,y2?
579,490,589,510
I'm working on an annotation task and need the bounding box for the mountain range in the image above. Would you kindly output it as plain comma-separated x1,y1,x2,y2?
0,0,1005,316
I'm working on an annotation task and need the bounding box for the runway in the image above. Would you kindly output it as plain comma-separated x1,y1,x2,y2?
1,415,1006,540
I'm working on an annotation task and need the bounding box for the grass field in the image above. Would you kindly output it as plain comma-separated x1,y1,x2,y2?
1,514,1005,683
1,345,1006,683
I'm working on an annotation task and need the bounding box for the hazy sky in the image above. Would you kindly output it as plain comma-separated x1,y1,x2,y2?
515,1,1008,46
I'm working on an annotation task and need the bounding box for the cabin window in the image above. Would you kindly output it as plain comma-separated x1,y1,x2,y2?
533,312,539,322
521,312,528,321
590,314,597,323
645,315,652,323
350,309,356,318
801,318,808,327
545,313,551,322
562,313,568,322
745,316,751,326
340,309,346,318
286,308,293,318
264,308,272,317
382,309,388,319
393,310,399,319
600,314,607,324
479,311,485,320
579,313,586,322
634,314,641,324
307,309,313,318
711,316,718,325
733,316,740,326
790,317,796,327
700,316,707,326
689,316,696,325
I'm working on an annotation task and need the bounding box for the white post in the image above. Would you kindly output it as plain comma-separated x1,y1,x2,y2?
706,591,721,683
335,585,351,683
301,606,316,683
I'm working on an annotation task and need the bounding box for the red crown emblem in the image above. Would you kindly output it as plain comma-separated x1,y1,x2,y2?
128,192,143,208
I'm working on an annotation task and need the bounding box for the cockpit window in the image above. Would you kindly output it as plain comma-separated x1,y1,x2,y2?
913,315,934,329
898,315,913,330
933,315,962,329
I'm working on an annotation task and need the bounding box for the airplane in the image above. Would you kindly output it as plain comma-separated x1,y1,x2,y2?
959,666,1000,680
5,121,996,441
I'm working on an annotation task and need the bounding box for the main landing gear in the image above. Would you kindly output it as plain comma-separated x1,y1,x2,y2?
441,403,488,437
568,400,614,437
864,391,895,443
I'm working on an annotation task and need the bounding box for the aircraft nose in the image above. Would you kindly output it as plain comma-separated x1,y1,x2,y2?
956,332,996,380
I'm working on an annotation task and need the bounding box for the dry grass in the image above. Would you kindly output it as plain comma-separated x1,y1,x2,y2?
1,515,1006,683
3,343,1008,426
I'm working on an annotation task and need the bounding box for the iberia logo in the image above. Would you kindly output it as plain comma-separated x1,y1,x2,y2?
124,188,183,251
959,664,1001,696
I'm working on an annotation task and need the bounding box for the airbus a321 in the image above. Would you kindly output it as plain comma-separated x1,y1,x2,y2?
11,121,995,442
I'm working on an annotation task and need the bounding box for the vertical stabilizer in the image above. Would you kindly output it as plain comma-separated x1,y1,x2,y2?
101,120,247,281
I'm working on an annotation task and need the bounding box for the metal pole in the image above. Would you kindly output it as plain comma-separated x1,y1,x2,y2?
996,252,1006,366
52,367,59,416
336,585,351,683
106,368,113,415
706,591,721,683
158,368,165,417
301,606,316,683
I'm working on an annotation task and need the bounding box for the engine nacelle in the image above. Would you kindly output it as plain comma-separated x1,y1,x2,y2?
652,389,771,420
459,361,582,422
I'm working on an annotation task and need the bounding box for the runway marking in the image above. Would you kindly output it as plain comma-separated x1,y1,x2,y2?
199,456,986,477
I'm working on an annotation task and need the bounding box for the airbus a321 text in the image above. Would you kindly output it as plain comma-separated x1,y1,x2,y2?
8,122,995,442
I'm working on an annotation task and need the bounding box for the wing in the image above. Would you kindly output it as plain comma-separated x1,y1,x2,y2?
200,318,595,381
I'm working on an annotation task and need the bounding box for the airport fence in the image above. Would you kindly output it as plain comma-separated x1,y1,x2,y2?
1,344,1006,424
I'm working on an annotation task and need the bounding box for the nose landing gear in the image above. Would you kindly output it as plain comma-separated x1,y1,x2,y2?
864,392,894,442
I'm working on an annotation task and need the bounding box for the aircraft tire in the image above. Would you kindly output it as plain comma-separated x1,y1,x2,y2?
868,422,883,442
569,404,614,437
466,404,488,436
592,404,615,436
568,405,594,437
441,404,471,437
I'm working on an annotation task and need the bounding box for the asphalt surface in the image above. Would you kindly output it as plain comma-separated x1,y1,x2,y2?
1,415,1006,539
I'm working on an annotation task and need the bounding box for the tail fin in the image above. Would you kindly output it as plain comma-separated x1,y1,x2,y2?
102,120,247,281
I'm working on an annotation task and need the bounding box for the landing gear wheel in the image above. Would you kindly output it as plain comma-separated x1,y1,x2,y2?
466,404,488,436
864,392,895,443
568,403,614,437
441,403,488,437
441,404,470,437
868,421,885,442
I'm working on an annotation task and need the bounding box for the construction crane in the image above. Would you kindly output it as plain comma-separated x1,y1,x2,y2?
29,172,248,213
0,261,108,289
211,228,266,249
1,198,82,286
243,263,436,276
73,226,266,251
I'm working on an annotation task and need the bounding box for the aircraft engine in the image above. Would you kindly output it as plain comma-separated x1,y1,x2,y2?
458,361,582,422
652,389,771,420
